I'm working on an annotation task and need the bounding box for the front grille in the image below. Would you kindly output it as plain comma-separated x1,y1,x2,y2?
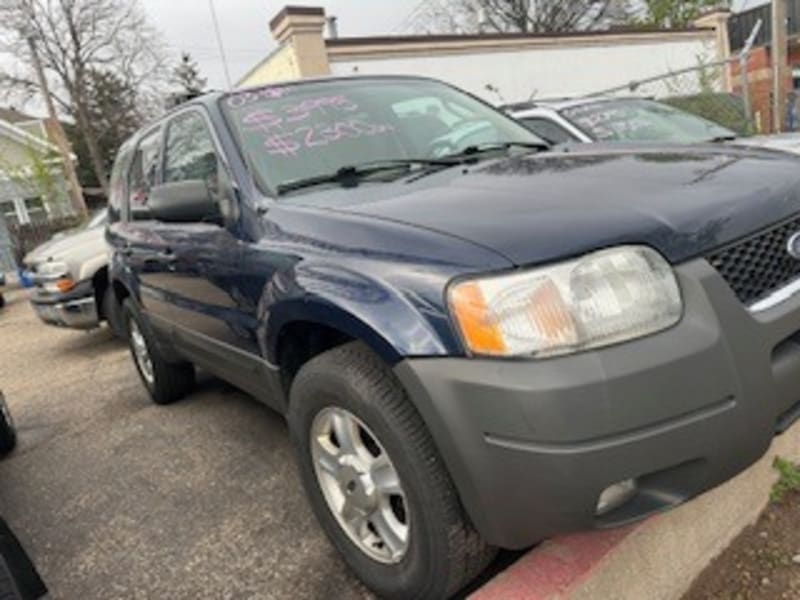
707,215,800,306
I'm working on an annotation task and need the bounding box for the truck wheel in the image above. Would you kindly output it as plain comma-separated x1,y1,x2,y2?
287,342,496,600
0,393,17,456
101,286,125,339
0,292,5,310
122,299,195,405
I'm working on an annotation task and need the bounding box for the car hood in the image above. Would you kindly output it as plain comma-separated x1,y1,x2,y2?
24,226,105,269
291,145,800,266
729,133,800,156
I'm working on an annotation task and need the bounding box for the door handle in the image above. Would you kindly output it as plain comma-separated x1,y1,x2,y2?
156,248,176,262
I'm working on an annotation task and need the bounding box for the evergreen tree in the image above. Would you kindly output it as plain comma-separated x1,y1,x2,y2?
65,70,142,189
173,53,208,98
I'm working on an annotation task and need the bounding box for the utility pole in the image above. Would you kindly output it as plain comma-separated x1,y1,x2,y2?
772,0,789,132
25,33,87,217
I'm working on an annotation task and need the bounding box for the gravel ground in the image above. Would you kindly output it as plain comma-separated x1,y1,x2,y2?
683,490,800,600
0,288,372,599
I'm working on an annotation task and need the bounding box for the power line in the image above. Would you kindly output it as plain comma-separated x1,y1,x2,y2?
208,0,232,89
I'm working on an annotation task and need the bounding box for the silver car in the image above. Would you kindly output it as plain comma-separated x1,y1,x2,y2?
508,96,800,154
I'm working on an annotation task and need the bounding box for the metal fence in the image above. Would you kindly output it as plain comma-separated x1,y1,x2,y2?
582,20,797,136
6,215,83,266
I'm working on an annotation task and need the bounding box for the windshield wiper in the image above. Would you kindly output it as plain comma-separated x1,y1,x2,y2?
276,158,459,195
708,134,738,143
439,141,551,161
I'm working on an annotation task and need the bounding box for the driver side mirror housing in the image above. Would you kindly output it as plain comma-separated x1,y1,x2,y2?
147,180,221,223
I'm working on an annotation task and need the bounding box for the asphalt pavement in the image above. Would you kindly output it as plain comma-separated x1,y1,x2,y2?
0,288,372,599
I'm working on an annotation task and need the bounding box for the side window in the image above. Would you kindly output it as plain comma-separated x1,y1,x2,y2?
163,111,218,185
520,117,577,145
108,140,134,222
128,128,162,218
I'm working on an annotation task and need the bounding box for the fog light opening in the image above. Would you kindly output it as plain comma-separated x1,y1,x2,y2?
596,479,637,516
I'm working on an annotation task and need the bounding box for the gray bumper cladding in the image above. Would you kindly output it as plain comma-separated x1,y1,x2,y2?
395,258,800,549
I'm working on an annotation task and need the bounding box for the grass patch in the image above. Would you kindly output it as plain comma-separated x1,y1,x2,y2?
771,457,800,502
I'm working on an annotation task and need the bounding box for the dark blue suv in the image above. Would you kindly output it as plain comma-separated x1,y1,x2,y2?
108,75,800,599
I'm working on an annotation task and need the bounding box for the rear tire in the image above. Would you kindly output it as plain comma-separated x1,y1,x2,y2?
122,299,195,405
287,342,496,600
0,393,17,456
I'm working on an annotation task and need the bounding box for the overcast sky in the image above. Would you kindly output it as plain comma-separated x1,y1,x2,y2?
142,1,419,90
0,0,770,115
145,0,767,91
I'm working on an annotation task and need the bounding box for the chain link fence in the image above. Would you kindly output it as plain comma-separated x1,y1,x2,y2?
583,56,760,136
581,21,796,138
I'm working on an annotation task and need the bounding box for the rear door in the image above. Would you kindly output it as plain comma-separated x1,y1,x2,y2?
109,125,179,322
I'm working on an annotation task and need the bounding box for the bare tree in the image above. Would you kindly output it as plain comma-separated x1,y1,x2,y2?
404,0,631,34
0,0,168,195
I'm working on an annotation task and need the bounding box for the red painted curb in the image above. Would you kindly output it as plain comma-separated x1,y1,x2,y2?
471,524,642,600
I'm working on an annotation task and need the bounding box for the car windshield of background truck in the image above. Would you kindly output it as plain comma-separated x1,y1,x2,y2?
562,98,735,144
222,78,541,195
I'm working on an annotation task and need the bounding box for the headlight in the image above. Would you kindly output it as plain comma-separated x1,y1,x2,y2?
37,261,69,278
448,246,682,358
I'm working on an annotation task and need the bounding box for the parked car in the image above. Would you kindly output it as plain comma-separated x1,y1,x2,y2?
507,96,800,154
0,271,5,310
108,75,800,599
0,517,47,600
24,209,124,336
0,392,15,455
0,393,48,600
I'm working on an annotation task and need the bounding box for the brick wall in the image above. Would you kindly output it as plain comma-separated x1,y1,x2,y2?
729,45,798,133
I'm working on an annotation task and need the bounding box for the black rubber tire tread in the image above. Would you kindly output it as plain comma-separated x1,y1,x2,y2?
0,556,21,600
122,299,195,405
288,341,496,600
101,285,125,339
0,395,16,457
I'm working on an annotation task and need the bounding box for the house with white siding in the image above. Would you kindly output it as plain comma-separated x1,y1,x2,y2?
0,108,74,272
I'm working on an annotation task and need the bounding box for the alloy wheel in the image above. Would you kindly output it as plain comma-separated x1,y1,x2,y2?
311,407,410,564
128,320,155,386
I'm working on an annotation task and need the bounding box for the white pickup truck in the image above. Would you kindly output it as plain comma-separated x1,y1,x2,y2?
24,209,124,337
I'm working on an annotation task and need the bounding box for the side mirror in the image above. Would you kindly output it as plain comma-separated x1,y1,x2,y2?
147,180,220,223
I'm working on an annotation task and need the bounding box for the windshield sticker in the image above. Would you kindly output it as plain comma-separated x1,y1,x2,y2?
261,120,396,158
226,86,293,108
239,95,395,157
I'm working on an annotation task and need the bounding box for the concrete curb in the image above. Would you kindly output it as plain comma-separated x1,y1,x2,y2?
472,420,800,600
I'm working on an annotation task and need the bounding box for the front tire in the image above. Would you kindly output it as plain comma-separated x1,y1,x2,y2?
0,392,17,456
101,286,125,339
288,342,495,600
122,299,195,405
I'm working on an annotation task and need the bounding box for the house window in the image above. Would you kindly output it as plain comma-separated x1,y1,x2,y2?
794,66,800,90
23,197,47,224
0,200,19,227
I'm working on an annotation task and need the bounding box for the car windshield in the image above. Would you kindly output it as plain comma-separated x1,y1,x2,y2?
561,99,736,144
222,78,544,195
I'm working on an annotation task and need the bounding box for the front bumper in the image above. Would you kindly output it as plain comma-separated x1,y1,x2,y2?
30,280,99,330
395,258,800,549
